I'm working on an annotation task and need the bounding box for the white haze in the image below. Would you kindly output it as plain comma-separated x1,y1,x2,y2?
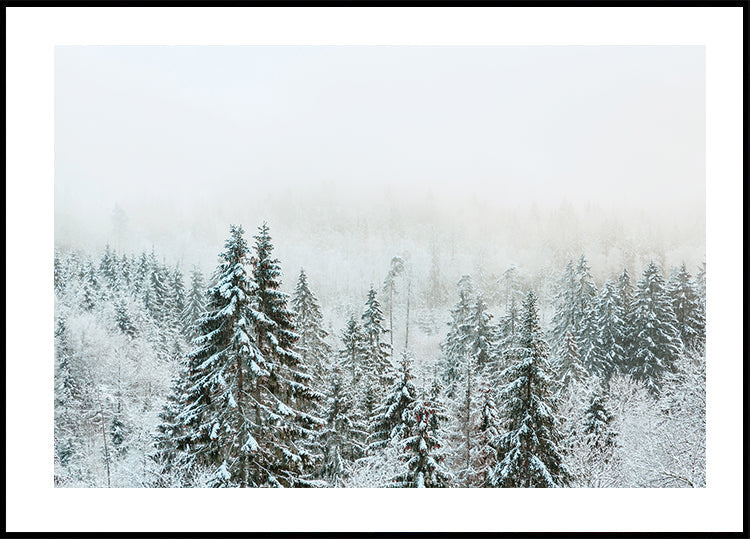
55,45,705,308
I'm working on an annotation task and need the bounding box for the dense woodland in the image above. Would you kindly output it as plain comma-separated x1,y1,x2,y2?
54,222,705,488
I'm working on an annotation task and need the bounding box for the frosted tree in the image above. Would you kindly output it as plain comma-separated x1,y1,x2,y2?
98,244,118,293
583,280,627,382
667,263,705,351
555,331,587,393
318,363,367,486
563,383,619,487
181,266,206,337
445,355,478,486
171,225,321,487
496,293,521,372
339,315,366,385
170,266,186,326
54,248,66,293
440,275,475,396
499,264,524,315
630,262,682,396
361,286,393,389
390,398,451,488
474,382,502,487
368,351,418,453
382,255,405,355
489,291,570,488
550,260,578,352
464,294,496,373
292,268,332,384
550,256,597,354
617,268,635,358
252,222,318,409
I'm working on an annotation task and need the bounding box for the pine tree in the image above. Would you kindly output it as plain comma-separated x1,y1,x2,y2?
496,293,522,373
440,275,475,396
318,364,367,486
368,351,418,453
583,280,627,382
581,388,617,452
490,291,570,488
81,258,99,311
339,315,366,385
171,265,186,326
475,382,502,486
617,268,635,359
171,225,325,487
390,398,451,488
361,286,393,389
54,249,65,293
146,252,168,322
667,263,705,351
550,256,597,354
181,266,206,337
630,262,683,396
573,254,599,357
292,268,332,384
252,222,317,409
114,299,137,338
99,244,118,292
555,330,587,392
465,294,496,372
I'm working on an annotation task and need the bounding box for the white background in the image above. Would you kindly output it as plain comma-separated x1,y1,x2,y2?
5,6,743,533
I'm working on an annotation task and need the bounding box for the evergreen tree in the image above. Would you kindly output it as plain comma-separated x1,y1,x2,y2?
146,252,168,322
361,286,393,389
171,265,186,326
99,244,118,292
617,268,635,359
555,331,587,392
630,262,683,396
390,398,451,488
368,351,418,453
339,315,366,385
581,388,617,452
252,222,317,409
583,280,627,382
440,275,475,396
54,249,65,293
114,299,137,338
318,364,366,486
292,268,332,384
181,266,206,337
465,294,496,372
667,263,705,350
490,291,570,488
496,293,522,373
474,382,502,487
172,225,322,487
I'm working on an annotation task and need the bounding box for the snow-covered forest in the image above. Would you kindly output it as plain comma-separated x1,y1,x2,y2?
54,220,706,488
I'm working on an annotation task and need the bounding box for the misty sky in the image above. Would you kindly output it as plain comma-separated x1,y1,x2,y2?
55,46,705,279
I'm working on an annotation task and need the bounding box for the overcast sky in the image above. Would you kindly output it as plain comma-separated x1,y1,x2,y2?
55,46,705,265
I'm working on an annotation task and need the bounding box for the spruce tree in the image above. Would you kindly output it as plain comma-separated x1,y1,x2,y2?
555,330,587,392
617,268,635,359
630,261,683,396
339,315,366,385
171,225,323,487
292,268,332,384
361,286,393,389
171,265,186,326
440,275,475,396
181,266,206,337
475,382,502,487
318,364,366,486
490,291,570,488
368,351,418,453
390,398,451,488
583,280,627,382
252,222,317,408
465,294,496,373
667,263,705,351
